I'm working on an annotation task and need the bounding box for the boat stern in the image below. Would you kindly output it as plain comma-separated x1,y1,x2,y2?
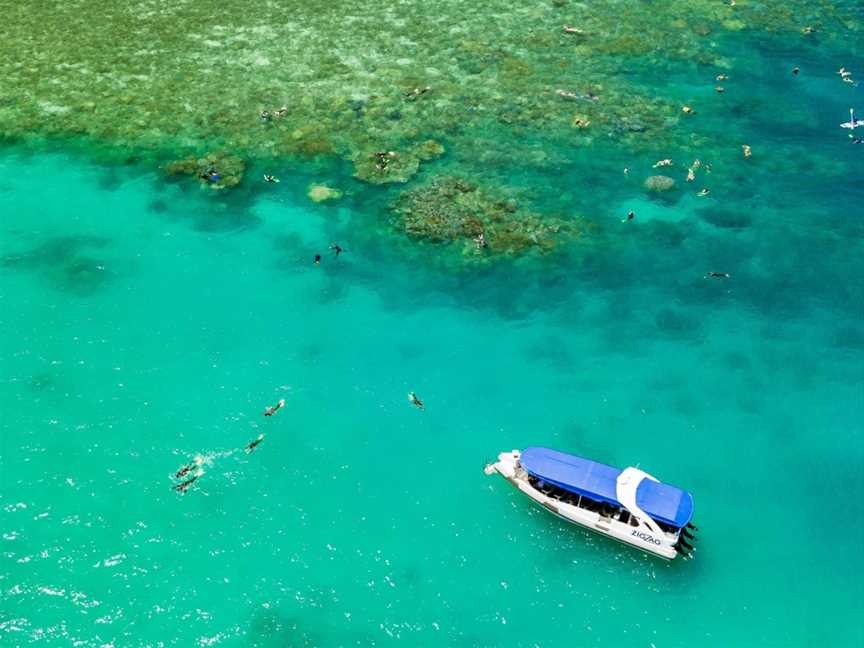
484,449,521,478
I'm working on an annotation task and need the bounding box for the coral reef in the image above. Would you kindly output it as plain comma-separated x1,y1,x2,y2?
307,184,343,203
163,152,246,189
643,175,676,193
391,177,571,256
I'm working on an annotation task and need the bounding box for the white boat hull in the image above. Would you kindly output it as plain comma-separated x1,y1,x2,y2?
486,450,681,560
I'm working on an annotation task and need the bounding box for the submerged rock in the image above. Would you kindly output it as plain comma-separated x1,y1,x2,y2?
391,176,570,256
643,175,676,193
307,184,343,203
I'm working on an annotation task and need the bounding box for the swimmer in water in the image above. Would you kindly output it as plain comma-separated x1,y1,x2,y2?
563,26,585,34
475,233,488,249
260,110,271,121
330,243,344,256
245,434,265,454
697,188,711,197
263,174,280,183
404,86,432,101
792,67,800,76
408,391,425,410
264,398,286,417
653,159,672,168
706,272,730,278
175,456,203,479
174,471,201,493
742,144,752,158
314,254,321,265
621,210,635,223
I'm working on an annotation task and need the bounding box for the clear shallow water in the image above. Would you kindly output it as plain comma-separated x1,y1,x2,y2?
0,143,861,647
1,4,864,643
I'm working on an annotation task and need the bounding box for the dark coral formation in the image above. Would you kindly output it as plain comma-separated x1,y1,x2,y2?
391,177,571,257
163,152,246,189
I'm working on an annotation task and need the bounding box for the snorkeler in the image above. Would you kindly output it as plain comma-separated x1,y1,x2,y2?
263,174,280,183
841,109,864,130
330,243,344,257
314,254,321,265
705,272,730,278
404,86,432,101
696,188,710,197
260,110,271,121
652,159,673,168
621,210,635,223
374,151,396,171
275,106,288,117
792,67,800,76
742,144,752,158
173,472,200,493
175,456,203,479
245,433,265,454
264,398,286,417
562,26,585,34
408,391,425,410
715,86,725,93
475,233,487,249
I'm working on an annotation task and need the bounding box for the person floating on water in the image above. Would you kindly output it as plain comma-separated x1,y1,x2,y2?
404,86,432,101
263,174,280,183
174,470,202,494
264,398,286,417
408,391,425,411
705,272,730,278
245,433,265,454
475,233,487,249
562,26,585,35
200,168,220,183
622,209,635,223
175,456,204,479
330,243,344,257
838,68,856,85
840,108,864,130
260,110,271,121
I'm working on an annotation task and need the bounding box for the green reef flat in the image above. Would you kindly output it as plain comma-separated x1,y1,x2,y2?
1,1,863,646
2,0,861,257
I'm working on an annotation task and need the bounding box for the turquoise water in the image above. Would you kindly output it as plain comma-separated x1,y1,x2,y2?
1,141,861,645
2,12,864,647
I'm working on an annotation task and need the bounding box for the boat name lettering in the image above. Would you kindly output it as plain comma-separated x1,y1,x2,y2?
631,530,661,545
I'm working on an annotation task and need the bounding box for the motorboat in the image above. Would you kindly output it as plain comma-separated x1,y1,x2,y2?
484,447,697,559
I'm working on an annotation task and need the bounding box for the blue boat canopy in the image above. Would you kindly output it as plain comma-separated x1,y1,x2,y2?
520,447,694,528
